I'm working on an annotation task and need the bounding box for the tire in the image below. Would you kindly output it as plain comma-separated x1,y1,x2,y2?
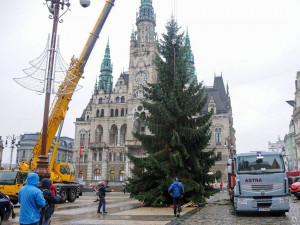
60,189,68,203
11,200,18,205
296,195,300,200
68,189,77,202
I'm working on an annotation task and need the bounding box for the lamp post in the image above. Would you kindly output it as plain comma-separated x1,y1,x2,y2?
36,0,90,179
5,135,19,170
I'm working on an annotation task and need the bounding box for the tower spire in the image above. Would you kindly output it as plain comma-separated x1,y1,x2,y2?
98,39,113,94
185,29,197,83
137,0,156,26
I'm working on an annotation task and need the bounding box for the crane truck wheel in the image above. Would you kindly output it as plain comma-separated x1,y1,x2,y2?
11,200,18,205
68,188,77,202
60,189,68,203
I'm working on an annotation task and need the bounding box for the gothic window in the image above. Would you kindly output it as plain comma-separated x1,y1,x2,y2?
126,108,128,115
120,124,127,145
113,152,116,161
96,109,100,117
93,153,97,161
99,152,102,161
94,169,101,181
87,115,90,121
88,133,90,144
100,109,104,117
120,170,125,181
79,170,83,179
217,152,222,161
120,152,126,161
99,98,103,104
110,109,114,117
84,154,88,163
116,97,120,103
215,128,222,144
80,133,85,146
115,109,119,117
109,153,113,161
95,126,103,143
109,125,118,145
141,31,144,42
121,96,125,103
121,108,125,116
110,170,116,182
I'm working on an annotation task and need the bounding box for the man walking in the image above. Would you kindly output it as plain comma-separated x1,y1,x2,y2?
18,173,46,225
97,181,114,213
168,177,184,217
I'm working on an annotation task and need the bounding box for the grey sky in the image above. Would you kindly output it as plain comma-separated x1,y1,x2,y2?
0,0,298,163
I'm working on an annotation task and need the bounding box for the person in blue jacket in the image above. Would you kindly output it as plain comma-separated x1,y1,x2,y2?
18,173,46,225
40,178,61,225
168,177,184,217
97,181,114,213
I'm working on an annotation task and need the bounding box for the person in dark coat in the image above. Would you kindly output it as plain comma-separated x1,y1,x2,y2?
168,177,184,217
97,181,114,213
40,178,61,225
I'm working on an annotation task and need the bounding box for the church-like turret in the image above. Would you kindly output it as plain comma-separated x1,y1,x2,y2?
185,30,197,84
136,0,156,26
98,40,113,94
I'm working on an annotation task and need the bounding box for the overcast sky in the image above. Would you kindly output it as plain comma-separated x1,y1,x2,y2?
1,0,299,164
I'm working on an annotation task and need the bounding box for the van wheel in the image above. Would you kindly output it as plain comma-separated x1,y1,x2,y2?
60,189,67,203
68,189,77,202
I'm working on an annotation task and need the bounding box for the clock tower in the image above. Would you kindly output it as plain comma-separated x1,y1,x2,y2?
126,0,157,140
128,0,157,99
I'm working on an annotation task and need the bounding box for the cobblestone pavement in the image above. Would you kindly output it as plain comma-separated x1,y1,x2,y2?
172,191,300,225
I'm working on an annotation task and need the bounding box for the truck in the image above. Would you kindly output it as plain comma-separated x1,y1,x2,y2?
0,0,116,205
227,151,290,215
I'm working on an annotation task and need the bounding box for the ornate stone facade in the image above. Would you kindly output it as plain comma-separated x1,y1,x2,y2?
74,0,235,184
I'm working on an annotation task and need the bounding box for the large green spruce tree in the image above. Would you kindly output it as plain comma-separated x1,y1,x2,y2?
126,18,217,206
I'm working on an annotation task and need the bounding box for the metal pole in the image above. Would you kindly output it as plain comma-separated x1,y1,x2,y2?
9,135,15,170
36,0,60,179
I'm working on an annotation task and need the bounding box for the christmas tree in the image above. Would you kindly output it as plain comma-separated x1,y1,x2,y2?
127,18,217,206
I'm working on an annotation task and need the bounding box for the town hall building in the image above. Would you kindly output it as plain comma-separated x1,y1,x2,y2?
74,0,235,185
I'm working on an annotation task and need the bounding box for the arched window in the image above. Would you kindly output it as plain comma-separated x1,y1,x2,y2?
96,110,100,117
110,109,114,117
79,170,83,179
93,152,97,161
115,109,119,117
121,108,125,116
215,128,222,144
109,125,118,145
87,115,90,121
109,153,113,161
99,152,102,161
121,96,125,103
94,169,101,181
120,124,127,146
116,97,120,103
120,170,125,181
113,152,116,161
99,98,103,104
100,109,104,117
120,152,126,161
125,108,128,115
95,125,103,143
80,133,85,146
110,170,116,181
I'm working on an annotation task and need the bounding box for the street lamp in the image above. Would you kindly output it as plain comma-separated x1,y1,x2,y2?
5,135,19,170
36,0,90,180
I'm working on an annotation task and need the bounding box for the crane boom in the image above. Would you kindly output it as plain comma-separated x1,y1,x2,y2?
28,0,116,169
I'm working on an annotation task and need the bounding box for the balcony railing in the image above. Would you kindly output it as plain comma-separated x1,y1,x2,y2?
89,142,106,149
125,140,141,147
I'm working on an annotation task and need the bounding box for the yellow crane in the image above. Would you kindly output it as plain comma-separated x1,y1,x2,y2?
0,0,116,204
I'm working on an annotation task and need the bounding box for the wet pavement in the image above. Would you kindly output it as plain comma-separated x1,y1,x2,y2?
3,192,194,225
